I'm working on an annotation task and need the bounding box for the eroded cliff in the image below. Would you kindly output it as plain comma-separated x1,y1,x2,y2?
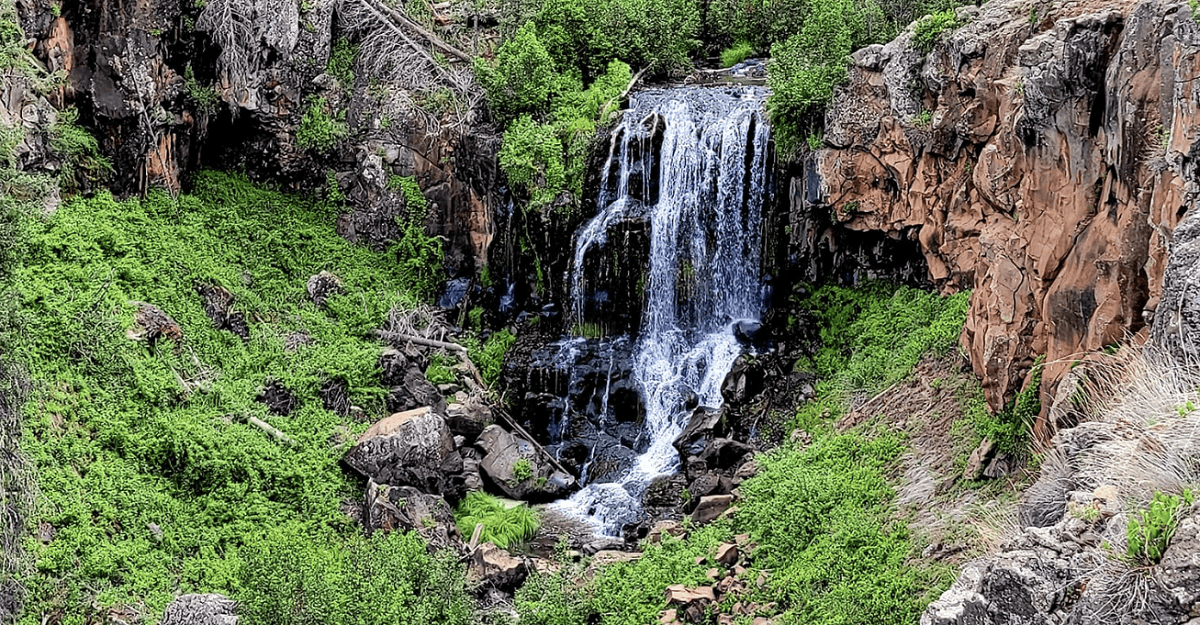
809,0,1200,434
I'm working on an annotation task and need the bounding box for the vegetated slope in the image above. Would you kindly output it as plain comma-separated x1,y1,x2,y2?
516,283,983,625
8,171,469,623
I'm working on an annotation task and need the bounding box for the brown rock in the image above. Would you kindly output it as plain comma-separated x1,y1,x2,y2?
659,609,679,625
813,0,1200,438
715,543,739,567
648,520,687,544
691,494,734,524
665,584,715,605
468,543,527,591
963,437,995,481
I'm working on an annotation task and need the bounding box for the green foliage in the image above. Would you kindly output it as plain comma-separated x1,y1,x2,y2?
183,64,220,115
10,171,449,621
296,97,349,153
465,328,517,387
238,524,472,624
1127,490,1195,565
766,0,863,154
912,9,960,53
912,109,933,128
50,106,112,191
975,358,1041,455
425,353,457,385
736,432,945,623
476,22,557,124
454,492,539,549
800,282,970,396
513,458,534,481
326,38,358,86
500,115,568,206
720,41,755,67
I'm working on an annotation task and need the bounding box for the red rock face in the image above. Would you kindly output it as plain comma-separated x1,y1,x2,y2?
814,0,1200,433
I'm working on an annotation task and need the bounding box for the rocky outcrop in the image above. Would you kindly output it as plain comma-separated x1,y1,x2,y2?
810,0,1200,433
1151,200,1200,361
475,424,575,501
18,0,497,275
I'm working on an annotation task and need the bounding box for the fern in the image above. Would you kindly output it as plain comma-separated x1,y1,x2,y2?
454,492,539,549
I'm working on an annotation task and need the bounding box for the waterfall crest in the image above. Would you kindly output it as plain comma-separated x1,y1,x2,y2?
554,86,772,535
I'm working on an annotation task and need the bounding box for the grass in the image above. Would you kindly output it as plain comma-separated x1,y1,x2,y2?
6,171,461,623
720,41,755,67
454,492,539,549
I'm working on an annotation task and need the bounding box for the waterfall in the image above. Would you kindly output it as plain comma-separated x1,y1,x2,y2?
555,86,771,535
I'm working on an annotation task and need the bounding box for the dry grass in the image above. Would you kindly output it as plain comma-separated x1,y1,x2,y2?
0,357,33,621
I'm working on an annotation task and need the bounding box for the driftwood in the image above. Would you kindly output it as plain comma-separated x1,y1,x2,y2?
243,415,296,446
351,0,471,93
373,0,473,63
600,66,649,121
374,330,573,478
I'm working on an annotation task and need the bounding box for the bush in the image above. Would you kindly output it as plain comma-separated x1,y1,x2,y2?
50,106,112,190
296,97,349,153
476,22,557,123
766,0,864,154
974,359,1041,455
425,353,457,385
465,328,518,387
720,41,755,67
499,115,568,206
239,525,473,625
326,37,357,85
912,9,960,53
1127,490,1194,565
454,492,539,549
12,171,449,619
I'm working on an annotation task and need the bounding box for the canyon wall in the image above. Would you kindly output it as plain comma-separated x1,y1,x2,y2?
809,0,1200,432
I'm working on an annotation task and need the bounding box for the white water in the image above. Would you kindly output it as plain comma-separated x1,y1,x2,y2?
555,86,771,534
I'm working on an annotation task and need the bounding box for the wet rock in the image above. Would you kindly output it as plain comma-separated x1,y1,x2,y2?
363,480,463,551
687,473,722,500
383,352,444,414
644,474,688,508
586,439,638,484
720,355,763,405
733,320,762,345
344,407,465,500
690,495,733,524
305,271,343,307
674,409,724,459
468,543,528,591
445,401,492,439
256,379,298,416
160,594,238,625
476,425,574,501
698,438,755,472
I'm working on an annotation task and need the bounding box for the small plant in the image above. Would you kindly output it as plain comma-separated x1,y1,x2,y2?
296,97,349,153
913,9,960,54
184,64,220,115
1177,399,1195,417
912,109,933,128
720,41,754,68
512,458,534,482
1127,490,1195,565
571,322,604,339
806,131,823,152
1028,7,1039,26
841,200,860,214
326,38,357,86
1014,77,1026,98
680,486,692,504
425,353,457,385
454,492,539,549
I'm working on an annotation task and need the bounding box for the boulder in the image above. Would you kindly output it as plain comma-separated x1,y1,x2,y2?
720,355,763,406
344,407,465,499
698,438,755,472
476,425,574,501
690,495,734,524
962,438,995,481
643,474,688,508
445,400,492,439
468,543,527,591
1153,204,1200,363
714,543,739,567
363,480,463,552
160,594,238,625
305,271,343,307
674,409,724,459
665,585,715,623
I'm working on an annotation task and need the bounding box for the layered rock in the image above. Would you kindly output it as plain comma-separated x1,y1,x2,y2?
810,0,1200,433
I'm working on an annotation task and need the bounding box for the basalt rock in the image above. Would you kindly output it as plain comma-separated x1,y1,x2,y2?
363,480,464,553
811,0,1200,434
344,407,467,501
476,425,575,501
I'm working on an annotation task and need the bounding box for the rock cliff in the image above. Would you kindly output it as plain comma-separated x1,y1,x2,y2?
809,0,1200,433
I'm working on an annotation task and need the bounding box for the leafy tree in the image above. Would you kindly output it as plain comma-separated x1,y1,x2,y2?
476,22,557,123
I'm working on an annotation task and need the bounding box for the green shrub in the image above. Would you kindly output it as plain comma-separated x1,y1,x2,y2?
766,0,864,154
425,353,457,385
454,492,540,549
11,171,447,619
720,41,755,67
296,97,349,153
1127,490,1195,565
913,9,959,53
513,458,534,481
476,22,557,123
326,37,358,85
500,115,568,206
974,358,1041,455
50,106,112,190
464,328,517,387
184,64,220,114
238,524,473,625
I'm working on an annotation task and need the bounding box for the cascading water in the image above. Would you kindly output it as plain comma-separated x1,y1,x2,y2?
554,86,771,535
